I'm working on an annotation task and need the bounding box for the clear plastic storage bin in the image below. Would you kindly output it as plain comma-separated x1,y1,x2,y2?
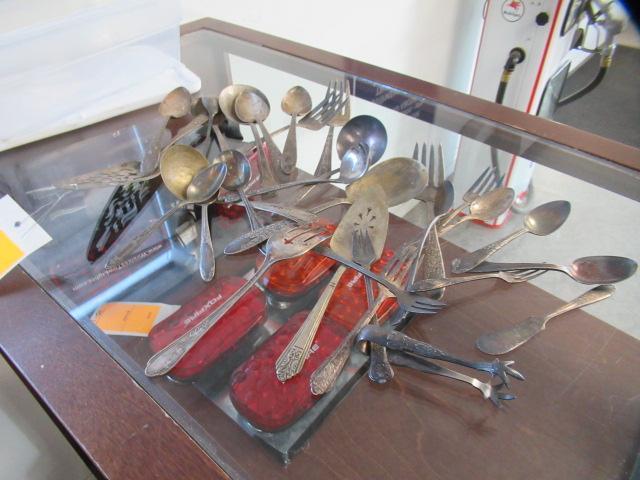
0,0,200,152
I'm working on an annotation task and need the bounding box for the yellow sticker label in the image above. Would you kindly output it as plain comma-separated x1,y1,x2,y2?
0,230,25,277
93,303,162,336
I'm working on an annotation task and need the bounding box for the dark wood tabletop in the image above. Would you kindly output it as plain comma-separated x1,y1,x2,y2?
1,18,639,480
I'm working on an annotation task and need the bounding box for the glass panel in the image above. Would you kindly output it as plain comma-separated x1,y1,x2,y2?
0,26,638,479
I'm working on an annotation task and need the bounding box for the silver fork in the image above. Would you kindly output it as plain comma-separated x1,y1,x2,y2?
292,80,351,205
440,166,501,227
411,143,448,301
145,223,332,377
315,245,445,315
385,350,516,407
298,79,350,131
411,269,545,291
310,243,416,395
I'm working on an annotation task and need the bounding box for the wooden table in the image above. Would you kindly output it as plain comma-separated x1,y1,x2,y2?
1,18,639,480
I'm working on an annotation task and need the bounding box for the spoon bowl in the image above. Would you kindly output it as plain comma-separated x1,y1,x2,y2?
570,256,637,284
158,86,192,118
218,84,251,123
524,200,571,235
234,90,271,124
159,145,209,200
346,157,428,206
469,187,515,220
336,115,388,167
217,150,252,191
186,162,228,203
281,86,312,116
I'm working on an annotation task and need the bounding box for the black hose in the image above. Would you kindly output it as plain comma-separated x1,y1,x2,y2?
558,63,609,106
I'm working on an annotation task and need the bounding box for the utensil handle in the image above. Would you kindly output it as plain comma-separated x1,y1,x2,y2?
311,291,386,394
451,228,527,273
439,203,468,228
309,196,349,214
412,272,499,290
466,261,563,273
167,114,208,150
107,201,186,268
281,115,297,174
258,120,285,170
238,188,263,230
249,201,317,224
145,260,272,377
315,247,401,296
220,176,342,202
249,124,277,187
212,124,231,152
198,204,215,282
542,284,615,327
438,213,474,235
275,266,347,381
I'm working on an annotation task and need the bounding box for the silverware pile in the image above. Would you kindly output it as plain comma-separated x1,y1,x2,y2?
29,81,638,409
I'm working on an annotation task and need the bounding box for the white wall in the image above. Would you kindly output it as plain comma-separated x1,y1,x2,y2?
180,0,485,93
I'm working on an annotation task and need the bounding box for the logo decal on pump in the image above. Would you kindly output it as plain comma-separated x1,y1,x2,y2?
502,0,525,22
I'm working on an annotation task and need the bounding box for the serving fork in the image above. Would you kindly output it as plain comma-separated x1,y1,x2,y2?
145,224,332,377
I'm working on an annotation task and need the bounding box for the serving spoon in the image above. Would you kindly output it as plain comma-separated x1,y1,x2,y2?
281,86,312,174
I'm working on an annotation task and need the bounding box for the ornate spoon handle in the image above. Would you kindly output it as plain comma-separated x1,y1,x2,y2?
145,260,272,377
198,204,215,282
412,272,502,290
310,292,385,395
451,228,527,273
275,266,347,381
281,114,298,174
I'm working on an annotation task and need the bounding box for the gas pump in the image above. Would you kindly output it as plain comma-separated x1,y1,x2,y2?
453,0,626,223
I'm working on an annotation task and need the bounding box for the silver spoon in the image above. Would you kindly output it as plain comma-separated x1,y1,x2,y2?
141,87,192,175
476,284,616,355
187,162,227,282
218,85,278,187
107,146,224,268
452,200,571,273
466,255,637,284
217,149,262,230
281,86,312,174
438,187,515,235
234,88,286,183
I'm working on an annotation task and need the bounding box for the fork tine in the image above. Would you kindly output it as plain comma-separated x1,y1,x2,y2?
412,142,419,161
428,144,435,187
437,144,445,187
467,166,491,195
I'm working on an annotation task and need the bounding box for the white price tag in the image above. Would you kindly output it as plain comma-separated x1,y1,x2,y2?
0,195,52,280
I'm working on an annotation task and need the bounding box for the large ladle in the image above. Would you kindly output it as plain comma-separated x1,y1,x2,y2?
281,86,312,174
106,146,224,269
437,187,515,235
452,200,572,273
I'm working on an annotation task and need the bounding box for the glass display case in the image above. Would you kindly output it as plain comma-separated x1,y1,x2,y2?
0,18,638,480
